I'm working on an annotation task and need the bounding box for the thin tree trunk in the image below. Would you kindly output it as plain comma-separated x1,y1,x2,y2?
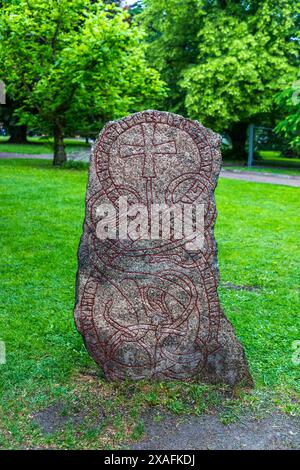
8,124,27,144
53,125,66,166
229,122,248,160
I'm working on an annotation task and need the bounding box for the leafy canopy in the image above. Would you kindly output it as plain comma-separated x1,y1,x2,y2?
0,0,166,136
275,81,300,152
142,0,300,132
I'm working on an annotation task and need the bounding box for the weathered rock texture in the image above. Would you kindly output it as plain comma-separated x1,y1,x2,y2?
74,110,253,386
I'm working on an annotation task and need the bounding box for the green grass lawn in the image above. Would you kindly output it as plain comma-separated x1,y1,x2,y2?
0,136,89,155
226,166,300,177
254,151,300,169
0,159,299,449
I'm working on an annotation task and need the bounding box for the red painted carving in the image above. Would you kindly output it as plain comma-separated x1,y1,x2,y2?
74,110,252,385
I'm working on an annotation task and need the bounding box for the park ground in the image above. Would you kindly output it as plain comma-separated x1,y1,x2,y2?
0,158,299,449
0,136,90,155
1,136,300,175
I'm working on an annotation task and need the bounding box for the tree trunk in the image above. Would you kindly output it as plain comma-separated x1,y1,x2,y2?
53,125,67,166
8,124,27,144
229,122,249,160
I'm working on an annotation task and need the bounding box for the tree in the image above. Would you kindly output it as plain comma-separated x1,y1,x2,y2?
275,80,300,154
0,0,28,143
0,0,165,165
142,0,300,158
141,0,202,114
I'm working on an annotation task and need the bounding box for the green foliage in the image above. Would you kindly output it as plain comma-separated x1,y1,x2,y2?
275,81,300,152
142,0,299,134
181,0,299,131
128,1,144,17
0,0,166,160
142,0,202,113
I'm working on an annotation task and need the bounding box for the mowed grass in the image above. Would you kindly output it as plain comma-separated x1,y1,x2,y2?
0,137,89,155
255,150,300,169
226,166,300,177
0,158,299,449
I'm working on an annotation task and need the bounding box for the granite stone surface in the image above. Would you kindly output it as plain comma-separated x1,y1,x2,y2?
74,110,253,385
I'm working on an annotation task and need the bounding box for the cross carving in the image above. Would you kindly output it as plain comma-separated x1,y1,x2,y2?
119,123,177,178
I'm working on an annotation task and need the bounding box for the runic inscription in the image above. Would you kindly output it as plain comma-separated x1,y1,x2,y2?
74,110,253,386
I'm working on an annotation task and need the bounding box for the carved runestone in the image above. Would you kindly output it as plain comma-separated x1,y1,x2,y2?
74,110,253,386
